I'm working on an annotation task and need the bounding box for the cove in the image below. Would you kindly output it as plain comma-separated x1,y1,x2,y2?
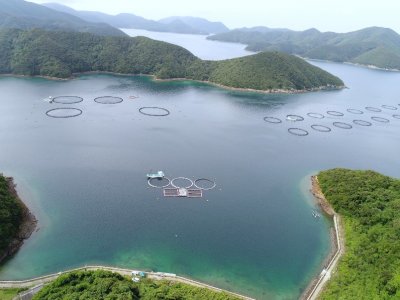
0,37,399,300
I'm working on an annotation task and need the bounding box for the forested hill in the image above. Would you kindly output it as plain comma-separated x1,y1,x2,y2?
0,175,24,261
318,169,400,299
208,26,400,70
0,29,343,92
0,0,126,36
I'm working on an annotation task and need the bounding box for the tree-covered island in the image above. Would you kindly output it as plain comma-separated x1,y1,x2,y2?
0,28,344,93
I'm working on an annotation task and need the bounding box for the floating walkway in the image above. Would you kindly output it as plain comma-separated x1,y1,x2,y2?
163,188,203,198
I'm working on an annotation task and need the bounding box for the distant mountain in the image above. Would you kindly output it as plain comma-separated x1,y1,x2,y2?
43,3,229,35
0,28,343,92
0,0,126,36
208,26,400,70
43,3,166,31
158,16,229,34
231,26,290,33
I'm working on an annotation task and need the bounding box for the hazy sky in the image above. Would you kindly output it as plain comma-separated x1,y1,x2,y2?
29,0,400,33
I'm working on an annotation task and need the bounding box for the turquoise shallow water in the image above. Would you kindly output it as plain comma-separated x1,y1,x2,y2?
0,33,400,299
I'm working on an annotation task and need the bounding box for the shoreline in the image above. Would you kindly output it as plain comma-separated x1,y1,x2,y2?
0,72,345,95
300,175,345,300
0,177,37,264
301,57,400,72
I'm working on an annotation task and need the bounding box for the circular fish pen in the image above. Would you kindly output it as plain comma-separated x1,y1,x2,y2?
286,115,304,122
263,116,282,124
327,110,344,117
139,107,170,117
194,178,216,191
94,96,123,104
171,177,194,189
382,105,397,110
333,122,352,129
52,96,83,104
371,116,390,123
46,108,83,118
365,106,382,112
353,120,372,126
307,112,325,119
288,128,309,136
148,177,171,188
347,108,363,114
311,124,331,132
393,114,400,119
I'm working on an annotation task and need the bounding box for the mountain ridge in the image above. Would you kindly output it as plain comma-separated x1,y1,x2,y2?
43,3,229,35
208,26,400,70
0,0,126,36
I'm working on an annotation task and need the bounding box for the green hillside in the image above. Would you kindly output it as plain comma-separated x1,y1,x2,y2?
0,0,126,36
317,169,400,299
0,175,24,257
0,28,343,92
32,270,239,300
208,27,400,70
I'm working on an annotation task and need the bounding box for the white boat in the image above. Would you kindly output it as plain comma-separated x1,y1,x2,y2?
147,171,165,179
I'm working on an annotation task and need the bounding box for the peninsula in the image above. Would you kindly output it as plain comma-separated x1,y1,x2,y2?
0,174,36,264
0,28,344,93
312,169,400,299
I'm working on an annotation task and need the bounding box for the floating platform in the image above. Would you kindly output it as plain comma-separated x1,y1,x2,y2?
163,188,203,198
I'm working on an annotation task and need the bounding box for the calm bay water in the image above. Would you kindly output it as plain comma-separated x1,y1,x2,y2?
0,33,399,300
121,28,253,60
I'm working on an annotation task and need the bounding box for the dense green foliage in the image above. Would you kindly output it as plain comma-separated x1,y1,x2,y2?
0,175,24,254
33,271,139,300
0,28,343,91
135,279,239,300
318,169,400,299
0,0,126,37
32,270,239,300
44,3,229,35
209,27,400,70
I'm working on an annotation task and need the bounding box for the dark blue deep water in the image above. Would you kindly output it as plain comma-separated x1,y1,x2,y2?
0,32,399,300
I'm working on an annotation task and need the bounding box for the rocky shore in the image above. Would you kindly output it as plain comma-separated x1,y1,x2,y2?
0,177,37,264
300,175,344,300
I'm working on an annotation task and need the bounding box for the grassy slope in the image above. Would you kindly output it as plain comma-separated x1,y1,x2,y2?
318,169,400,299
209,27,400,70
0,288,21,300
32,270,240,300
0,28,344,91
